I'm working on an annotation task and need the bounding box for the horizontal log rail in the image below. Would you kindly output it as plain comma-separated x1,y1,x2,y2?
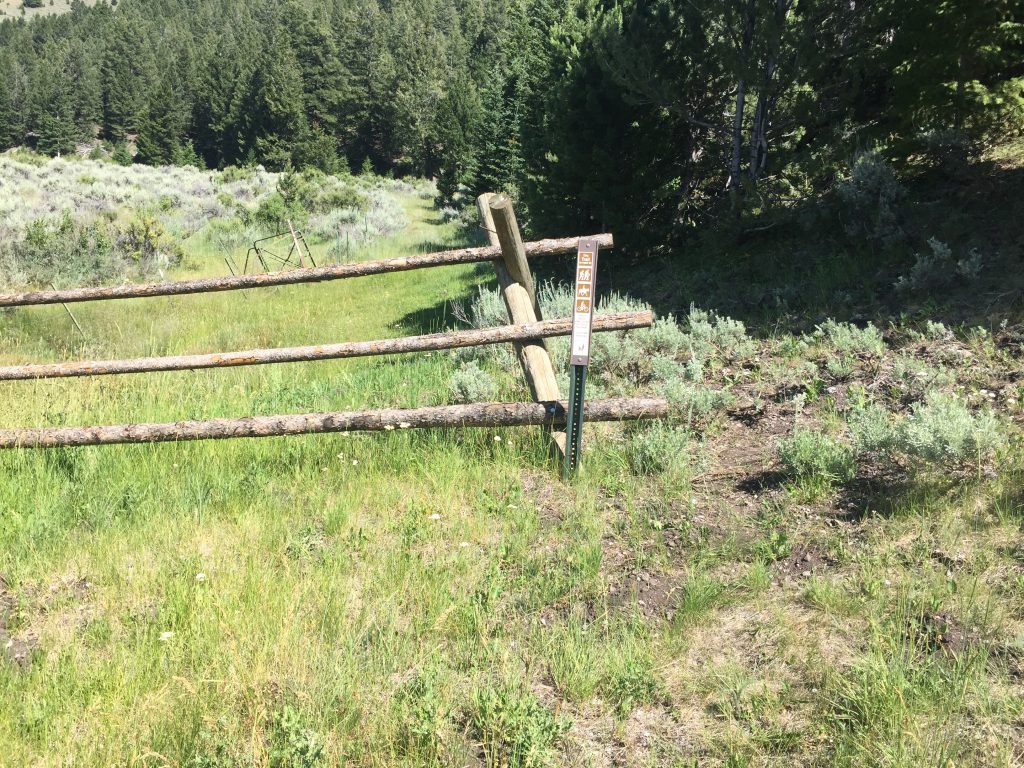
0,397,668,449
0,311,652,381
0,234,613,308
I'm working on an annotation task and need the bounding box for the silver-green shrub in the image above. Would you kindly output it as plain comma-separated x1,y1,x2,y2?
894,238,984,293
684,307,756,361
836,150,905,247
660,379,732,427
0,152,408,288
847,403,901,455
813,319,885,356
903,391,1005,464
448,361,498,404
848,393,1005,466
625,423,692,480
777,429,856,485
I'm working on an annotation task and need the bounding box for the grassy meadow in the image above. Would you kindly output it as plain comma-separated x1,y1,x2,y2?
1,153,1023,767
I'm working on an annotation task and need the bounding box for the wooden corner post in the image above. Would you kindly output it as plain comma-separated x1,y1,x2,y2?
477,193,567,457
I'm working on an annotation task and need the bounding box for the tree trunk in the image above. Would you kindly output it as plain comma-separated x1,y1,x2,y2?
728,0,756,211
748,0,790,183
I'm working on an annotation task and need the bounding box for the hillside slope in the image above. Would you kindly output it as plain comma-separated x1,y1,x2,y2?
0,158,1022,766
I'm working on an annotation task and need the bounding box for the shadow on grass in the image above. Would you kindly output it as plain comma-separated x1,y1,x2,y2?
397,269,499,336
834,462,996,523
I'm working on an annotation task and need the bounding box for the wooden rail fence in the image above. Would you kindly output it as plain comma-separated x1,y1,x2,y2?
0,195,666,460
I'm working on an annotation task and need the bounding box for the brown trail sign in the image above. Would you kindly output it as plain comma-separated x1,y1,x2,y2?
0,195,666,470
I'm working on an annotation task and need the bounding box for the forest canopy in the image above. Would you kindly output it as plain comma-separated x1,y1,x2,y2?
1,0,1022,244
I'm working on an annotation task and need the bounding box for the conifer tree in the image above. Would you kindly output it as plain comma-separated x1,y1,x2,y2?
235,31,308,170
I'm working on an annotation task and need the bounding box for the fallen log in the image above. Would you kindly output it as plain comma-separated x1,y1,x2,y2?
0,234,613,308
0,311,651,381
0,397,668,449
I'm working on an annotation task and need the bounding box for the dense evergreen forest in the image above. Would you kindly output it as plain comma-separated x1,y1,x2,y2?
0,0,1022,245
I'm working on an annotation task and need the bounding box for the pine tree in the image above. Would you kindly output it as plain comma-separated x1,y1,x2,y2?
0,56,17,150
69,40,102,139
100,12,154,139
235,31,308,170
135,73,186,165
32,44,78,156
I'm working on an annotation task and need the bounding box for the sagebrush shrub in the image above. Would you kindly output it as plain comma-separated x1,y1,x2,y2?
847,404,902,455
685,307,756,361
0,211,181,287
837,150,905,247
848,393,1005,466
777,429,856,485
452,286,509,329
923,321,953,341
813,319,885,356
895,238,984,293
660,379,731,427
625,423,692,480
449,361,497,403
903,391,1005,464
0,152,407,288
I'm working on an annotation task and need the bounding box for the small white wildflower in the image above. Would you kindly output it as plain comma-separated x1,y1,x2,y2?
384,424,395,431
429,513,441,520
352,459,359,466
399,422,412,429
459,541,470,548
159,631,174,642
195,573,207,583
494,435,502,442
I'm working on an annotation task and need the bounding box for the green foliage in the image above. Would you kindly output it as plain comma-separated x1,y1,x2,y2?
448,361,497,404
903,392,1005,465
895,238,984,294
602,646,661,717
0,210,181,287
625,423,692,481
4,0,1020,256
660,379,732,428
848,394,1006,467
836,151,905,247
777,430,856,490
186,722,250,768
813,320,886,356
263,706,324,768
684,308,756,362
470,682,568,768
394,669,451,760
111,142,133,166
847,404,901,456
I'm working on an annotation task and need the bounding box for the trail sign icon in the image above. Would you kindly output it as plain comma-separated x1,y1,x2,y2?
569,240,599,366
564,237,601,478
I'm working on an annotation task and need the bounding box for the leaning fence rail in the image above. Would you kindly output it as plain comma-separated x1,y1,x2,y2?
0,398,667,449
0,194,665,463
0,235,612,308
0,312,651,381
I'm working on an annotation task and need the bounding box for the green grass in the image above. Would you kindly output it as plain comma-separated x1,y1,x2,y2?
1,172,1023,766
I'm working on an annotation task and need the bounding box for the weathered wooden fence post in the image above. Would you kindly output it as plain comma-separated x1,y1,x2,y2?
478,193,567,456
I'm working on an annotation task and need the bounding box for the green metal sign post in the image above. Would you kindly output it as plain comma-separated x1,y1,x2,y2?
563,238,599,479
